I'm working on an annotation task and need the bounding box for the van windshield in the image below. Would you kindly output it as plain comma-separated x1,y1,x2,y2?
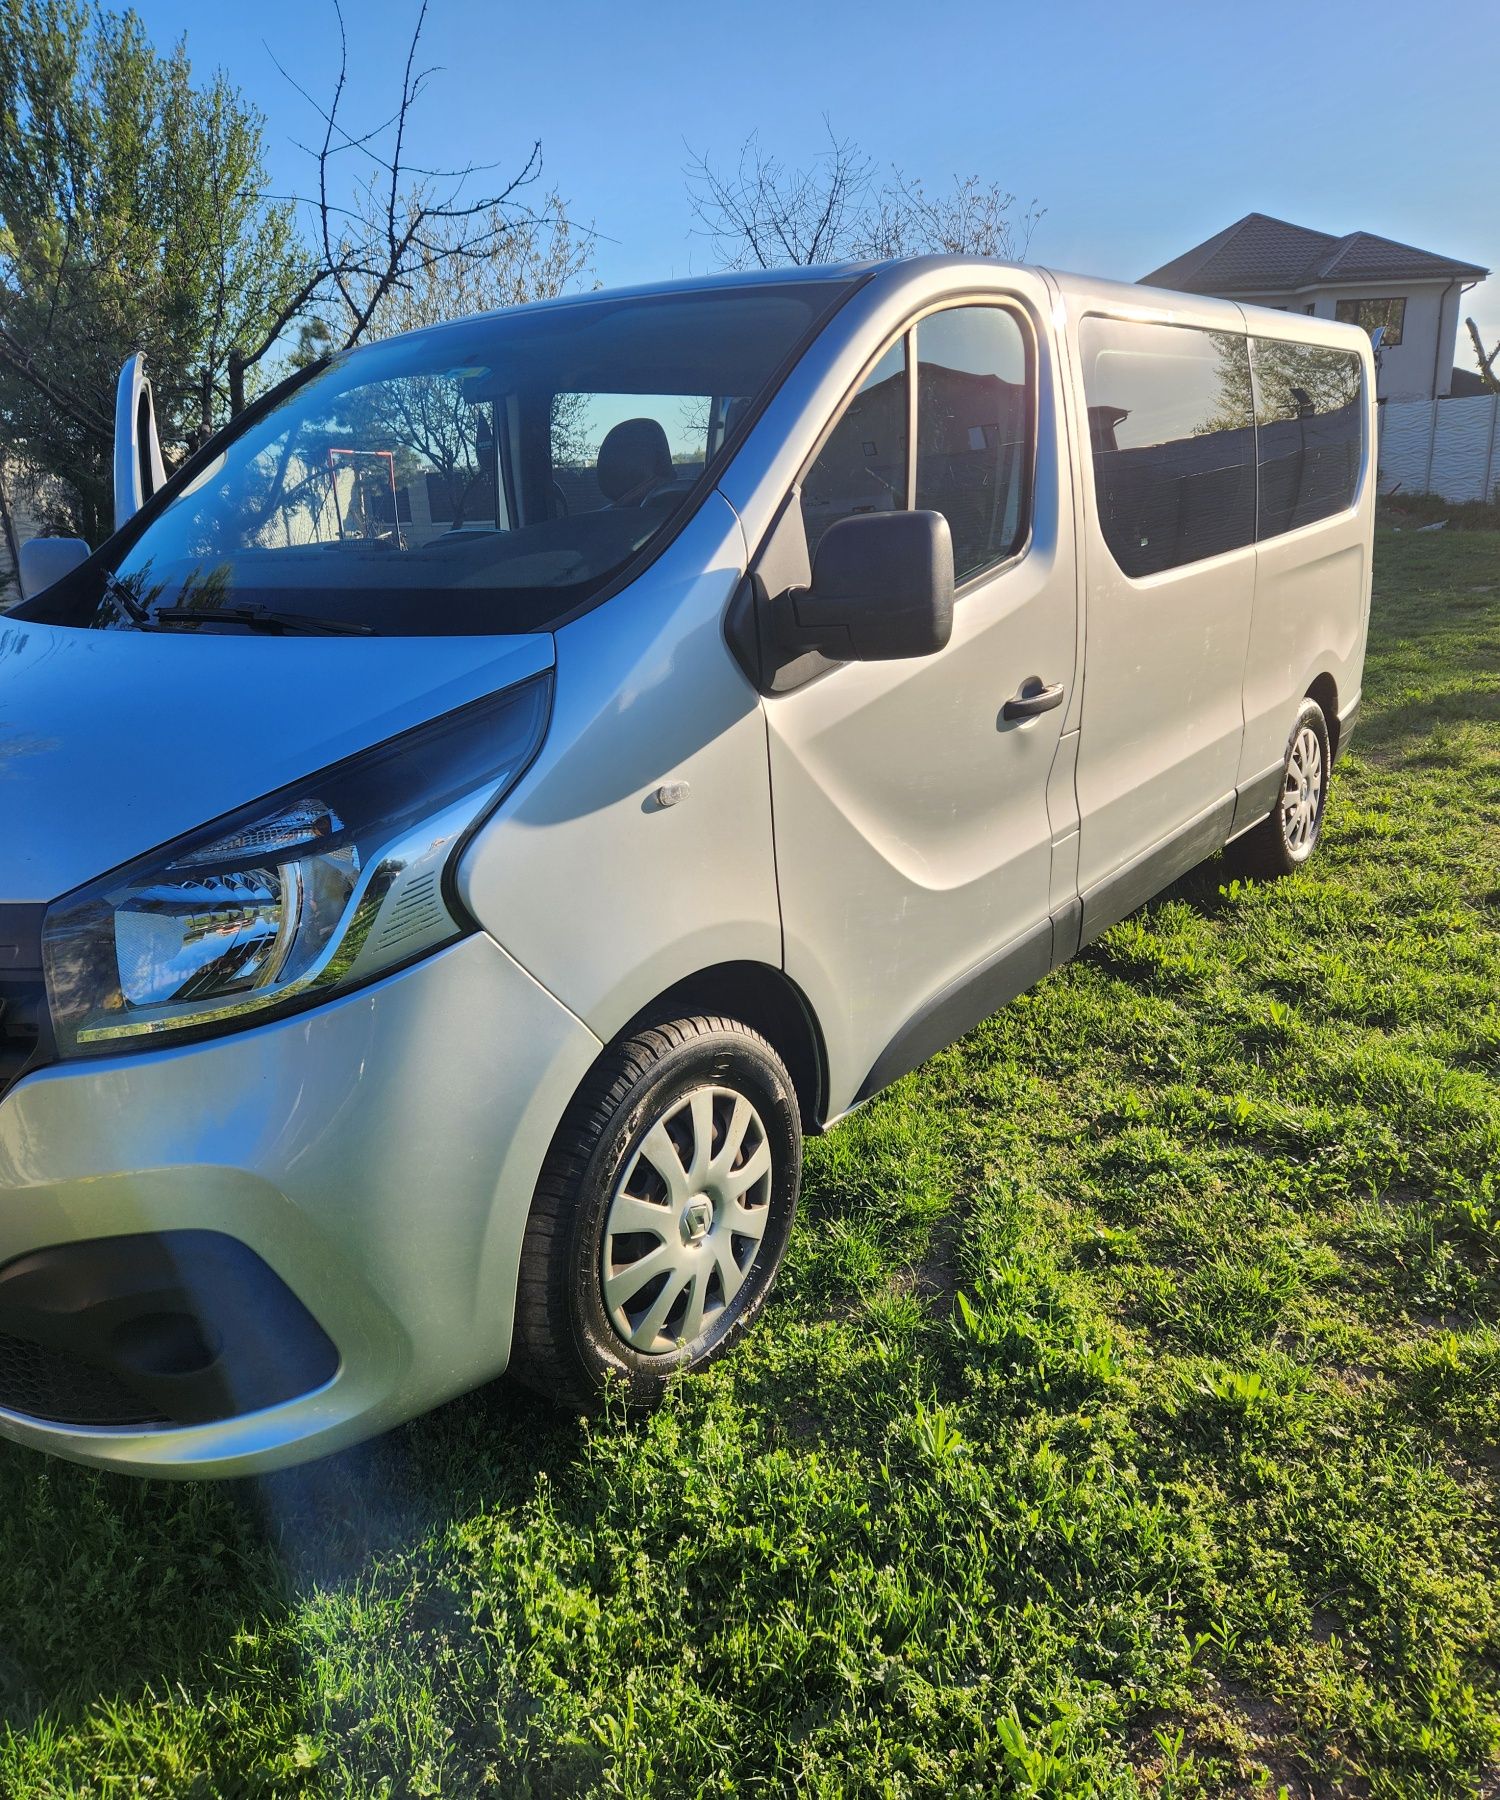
31,280,854,637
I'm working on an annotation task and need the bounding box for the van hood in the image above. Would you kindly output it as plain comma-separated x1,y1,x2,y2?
0,619,554,902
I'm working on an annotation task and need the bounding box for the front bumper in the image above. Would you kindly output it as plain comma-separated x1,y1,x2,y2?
0,931,600,1477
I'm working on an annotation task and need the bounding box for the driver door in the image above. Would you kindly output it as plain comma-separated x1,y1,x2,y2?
762,297,1081,1116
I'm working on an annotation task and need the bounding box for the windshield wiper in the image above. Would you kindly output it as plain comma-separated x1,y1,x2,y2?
151,605,375,637
102,572,153,627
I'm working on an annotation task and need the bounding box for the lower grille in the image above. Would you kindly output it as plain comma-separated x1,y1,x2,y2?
0,975,45,1092
0,904,50,1098
0,1332,166,1427
0,1233,340,1429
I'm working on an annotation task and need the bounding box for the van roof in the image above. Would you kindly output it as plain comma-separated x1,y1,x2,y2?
365,261,877,350
377,254,1370,351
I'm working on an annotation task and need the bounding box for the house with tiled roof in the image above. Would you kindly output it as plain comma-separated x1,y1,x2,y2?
1140,214,1488,402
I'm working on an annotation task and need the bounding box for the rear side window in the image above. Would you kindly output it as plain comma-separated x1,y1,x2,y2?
915,305,1031,583
1079,316,1256,578
1250,340,1363,537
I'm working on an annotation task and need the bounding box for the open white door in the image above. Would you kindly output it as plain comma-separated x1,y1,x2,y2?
113,352,168,531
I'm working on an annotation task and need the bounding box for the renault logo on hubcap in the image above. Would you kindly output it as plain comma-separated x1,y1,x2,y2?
681,1199,713,1244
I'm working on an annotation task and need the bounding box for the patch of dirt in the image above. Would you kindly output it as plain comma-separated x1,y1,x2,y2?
1172,1675,1371,1800
906,1216,962,1312
1308,1607,1347,1647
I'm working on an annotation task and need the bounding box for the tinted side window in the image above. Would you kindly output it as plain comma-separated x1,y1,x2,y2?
1251,340,1362,538
914,306,1031,582
800,339,907,557
1079,317,1256,578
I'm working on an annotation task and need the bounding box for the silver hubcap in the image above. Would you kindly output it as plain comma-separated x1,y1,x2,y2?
1281,724,1324,857
601,1084,773,1355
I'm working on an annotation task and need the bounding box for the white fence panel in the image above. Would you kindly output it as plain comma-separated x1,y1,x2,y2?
1379,400,1435,494
1379,393,1500,503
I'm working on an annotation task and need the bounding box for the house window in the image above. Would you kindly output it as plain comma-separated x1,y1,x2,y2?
1334,296,1405,346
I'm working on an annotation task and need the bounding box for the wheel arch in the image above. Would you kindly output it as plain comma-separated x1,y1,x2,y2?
1306,671,1340,754
614,960,829,1133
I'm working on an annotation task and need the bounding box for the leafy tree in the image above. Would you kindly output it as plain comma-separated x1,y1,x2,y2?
0,0,590,546
0,0,304,540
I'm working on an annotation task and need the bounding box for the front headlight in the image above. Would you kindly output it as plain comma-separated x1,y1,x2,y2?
43,676,550,1056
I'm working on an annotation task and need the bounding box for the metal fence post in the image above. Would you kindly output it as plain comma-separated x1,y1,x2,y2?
1425,399,1438,493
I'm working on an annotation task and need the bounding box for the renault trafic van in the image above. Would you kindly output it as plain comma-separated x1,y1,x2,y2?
0,258,1374,1475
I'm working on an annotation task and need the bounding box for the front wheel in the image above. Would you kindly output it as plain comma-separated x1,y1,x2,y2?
509,1015,802,1409
1224,697,1332,881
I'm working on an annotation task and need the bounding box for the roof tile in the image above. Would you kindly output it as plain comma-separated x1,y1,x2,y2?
1140,213,1487,294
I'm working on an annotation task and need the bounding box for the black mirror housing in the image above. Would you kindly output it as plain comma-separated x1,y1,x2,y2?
790,511,955,662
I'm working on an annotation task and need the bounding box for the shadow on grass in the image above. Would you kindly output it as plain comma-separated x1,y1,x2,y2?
1069,853,1240,952
1354,684,1500,760
0,1377,585,1737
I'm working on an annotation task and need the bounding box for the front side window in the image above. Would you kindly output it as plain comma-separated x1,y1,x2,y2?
1079,316,1256,579
1251,339,1363,538
914,305,1031,583
26,282,853,638
1334,296,1405,346
800,338,908,558
800,302,1034,584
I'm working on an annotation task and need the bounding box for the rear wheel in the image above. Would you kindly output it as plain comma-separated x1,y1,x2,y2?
1224,697,1332,881
510,1015,802,1409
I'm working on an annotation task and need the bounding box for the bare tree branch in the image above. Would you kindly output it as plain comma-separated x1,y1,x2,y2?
1466,317,1500,394
686,120,874,269
686,124,1043,271
863,171,1043,263
243,0,560,392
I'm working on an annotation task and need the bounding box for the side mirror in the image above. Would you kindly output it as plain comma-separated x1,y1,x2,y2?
17,535,90,601
114,350,167,530
788,510,954,662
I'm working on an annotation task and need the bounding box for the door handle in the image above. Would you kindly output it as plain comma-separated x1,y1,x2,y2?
1002,678,1066,722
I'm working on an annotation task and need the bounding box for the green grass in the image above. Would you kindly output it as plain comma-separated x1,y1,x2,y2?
3,529,1498,1797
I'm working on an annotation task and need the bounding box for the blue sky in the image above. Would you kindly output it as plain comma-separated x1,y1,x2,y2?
137,0,1500,365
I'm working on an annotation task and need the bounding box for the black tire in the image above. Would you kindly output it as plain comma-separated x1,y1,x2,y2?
1223,697,1332,881
509,1015,803,1410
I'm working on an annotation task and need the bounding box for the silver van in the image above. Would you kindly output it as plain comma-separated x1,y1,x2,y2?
0,257,1374,1475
